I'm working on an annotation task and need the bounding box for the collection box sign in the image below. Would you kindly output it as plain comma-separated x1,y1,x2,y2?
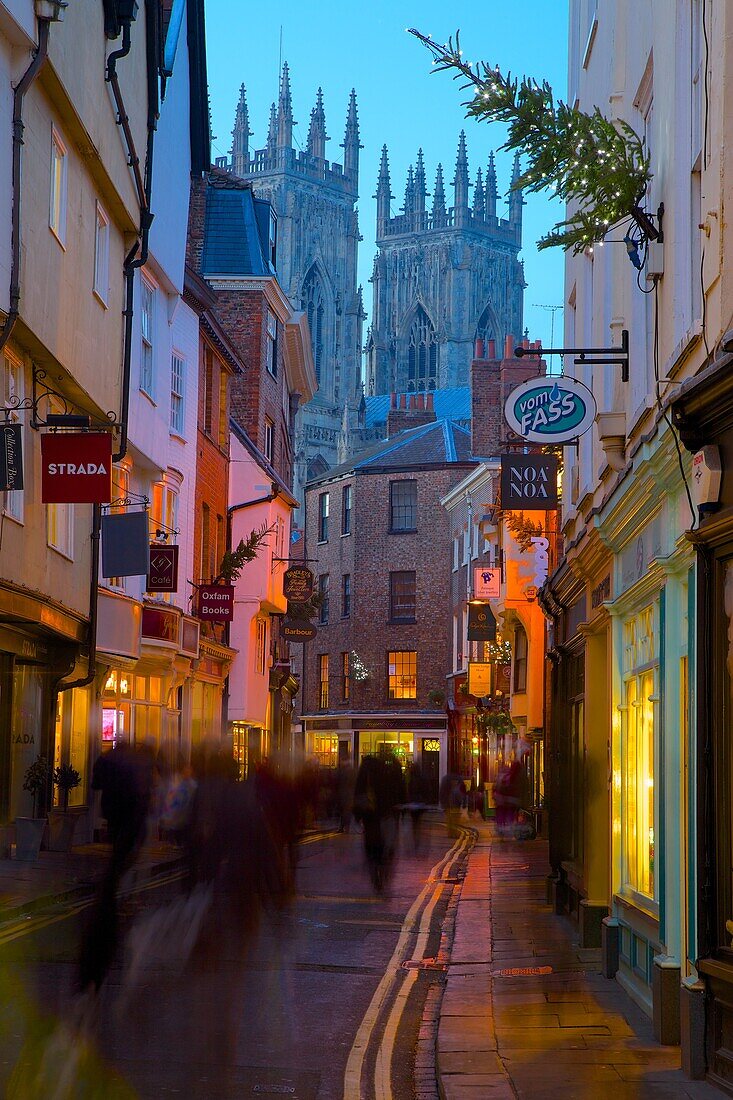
501,453,559,509
197,584,235,622
468,601,497,642
282,620,317,642
41,432,112,504
474,566,500,600
0,423,23,492
283,566,314,603
504,377,596,444
147,545,179,593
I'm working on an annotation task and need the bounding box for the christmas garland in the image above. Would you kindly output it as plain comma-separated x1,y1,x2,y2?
409,29,652,254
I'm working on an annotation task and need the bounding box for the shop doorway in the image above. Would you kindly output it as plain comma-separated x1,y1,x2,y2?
421,738,440,803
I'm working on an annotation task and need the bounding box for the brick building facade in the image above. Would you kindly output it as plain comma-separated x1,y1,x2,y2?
300,407,476,795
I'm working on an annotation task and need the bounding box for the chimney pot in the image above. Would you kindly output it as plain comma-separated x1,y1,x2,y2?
522,337,529,349
426,392,435,410
409,394,417,410
390,392,397,408
487,338,496,359
504,334,514,358
417,393,425,410
400,393,407,409
475,338,485,359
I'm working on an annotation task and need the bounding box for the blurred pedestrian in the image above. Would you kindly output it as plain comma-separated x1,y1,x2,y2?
335,762,356,832
353,753,404,892
405,763,430,852
439,773,465,838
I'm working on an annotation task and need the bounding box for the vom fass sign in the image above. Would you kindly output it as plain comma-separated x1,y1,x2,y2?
504,377,596,444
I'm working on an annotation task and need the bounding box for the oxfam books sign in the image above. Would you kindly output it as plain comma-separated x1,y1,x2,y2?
504,377,596,444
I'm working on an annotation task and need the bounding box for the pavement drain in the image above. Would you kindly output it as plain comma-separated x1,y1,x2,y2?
493,966,554,977
402,957,448,971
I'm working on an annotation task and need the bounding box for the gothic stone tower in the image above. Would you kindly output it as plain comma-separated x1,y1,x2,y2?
366,136,525,396
219,69,365,506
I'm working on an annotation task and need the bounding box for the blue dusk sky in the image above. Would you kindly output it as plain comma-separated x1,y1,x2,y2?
204,0,569,352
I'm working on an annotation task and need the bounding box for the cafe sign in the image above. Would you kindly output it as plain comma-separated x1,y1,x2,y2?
41,432,112,503
147,545,179,593
283,566,314,603
504,377,596,444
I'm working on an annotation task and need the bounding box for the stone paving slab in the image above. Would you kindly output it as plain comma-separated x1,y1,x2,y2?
437,823,726,1100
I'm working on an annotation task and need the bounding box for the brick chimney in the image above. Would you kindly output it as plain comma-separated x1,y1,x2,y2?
387,390,438,437
471,335,547,457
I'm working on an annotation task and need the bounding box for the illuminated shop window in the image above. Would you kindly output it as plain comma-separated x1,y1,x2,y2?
387,650,417,700
621,604,657,901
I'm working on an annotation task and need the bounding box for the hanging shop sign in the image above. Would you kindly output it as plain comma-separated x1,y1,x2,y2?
147,545,179,593
467,661,492,697
468,602,497,642
101,511,150,578
501,453,558,509
197,584,235,622
504,377,596,444
530,536,550,588
283,566,314,603
41,432,112,503
474,566,501,600
282,620,317,641
0,423,23,492
691,445,722,513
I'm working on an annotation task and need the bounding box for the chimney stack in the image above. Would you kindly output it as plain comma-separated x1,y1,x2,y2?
387,389,438,437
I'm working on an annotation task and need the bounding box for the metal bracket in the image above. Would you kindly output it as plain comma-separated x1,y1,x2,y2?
1,365,121,430
516,329,630,383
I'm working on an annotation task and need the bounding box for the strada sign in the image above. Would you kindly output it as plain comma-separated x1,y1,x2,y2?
197,584,235,622
504,377,596,444
41,432,112,503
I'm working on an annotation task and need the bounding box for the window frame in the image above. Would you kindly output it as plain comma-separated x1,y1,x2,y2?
170,351,185,436
49,125,68,246
255,618,267,676
341,483,352,536
318,653,329,709
341,573,351,618
266,309,278,378
389,570,416,624
318,491,329,543
513,624,528,692
389,479,417,533
47,500,74,559
264,417,274,463
93,201,110,305
140,275,156,398
318,573,330,624
342,651,350,702
387,649,417,701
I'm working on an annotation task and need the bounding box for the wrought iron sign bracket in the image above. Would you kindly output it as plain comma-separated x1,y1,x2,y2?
515,329,630,383
0,365,122,431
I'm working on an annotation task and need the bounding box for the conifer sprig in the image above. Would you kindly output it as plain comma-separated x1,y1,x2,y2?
409,28,652,253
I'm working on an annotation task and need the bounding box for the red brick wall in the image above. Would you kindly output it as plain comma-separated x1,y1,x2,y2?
193,332,230,587
471,339,547,457
302,464,475,715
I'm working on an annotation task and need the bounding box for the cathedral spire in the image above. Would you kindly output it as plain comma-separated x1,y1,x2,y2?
486,151,498,219
375,144,393,236
432,163,446,226
342,89,362,183
266,102,277,158
403,164,415,219
230,83,252,176
509,151,524,229
277,61,294,148
307,87,328,160
473,167,485,219
453,130,470,224
414,149,427,224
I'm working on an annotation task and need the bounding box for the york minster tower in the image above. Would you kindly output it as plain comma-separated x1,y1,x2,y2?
219,67,365,503
366,136,525,397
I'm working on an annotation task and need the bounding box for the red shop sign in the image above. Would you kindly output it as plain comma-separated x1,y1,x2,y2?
197,584,235,622
41,432,112,504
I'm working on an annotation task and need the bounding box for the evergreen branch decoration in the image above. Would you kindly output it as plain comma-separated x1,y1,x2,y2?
217,523,274,584
504,511,544,551
409,28,652,254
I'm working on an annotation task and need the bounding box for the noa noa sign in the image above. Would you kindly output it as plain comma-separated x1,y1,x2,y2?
504,377,596,444
501,454,559,509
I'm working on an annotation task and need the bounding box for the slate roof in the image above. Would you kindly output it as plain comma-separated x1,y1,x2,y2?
364,386,471,429
201,177,272,278
307,418,475,487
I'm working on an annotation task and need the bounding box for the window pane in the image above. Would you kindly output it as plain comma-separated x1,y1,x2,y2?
388,650,417,700
342,574,351,617
319,654,329,708
390,480,417,531
319,574,329,624
342,485,352,535
390,571,416,621
170,354,185,434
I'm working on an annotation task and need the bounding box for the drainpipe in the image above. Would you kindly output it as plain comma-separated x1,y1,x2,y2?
0,17,52,356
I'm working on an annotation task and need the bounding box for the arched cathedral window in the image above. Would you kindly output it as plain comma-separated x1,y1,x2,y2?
407,307,437,392
475,303,495,352
302,268,325,383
